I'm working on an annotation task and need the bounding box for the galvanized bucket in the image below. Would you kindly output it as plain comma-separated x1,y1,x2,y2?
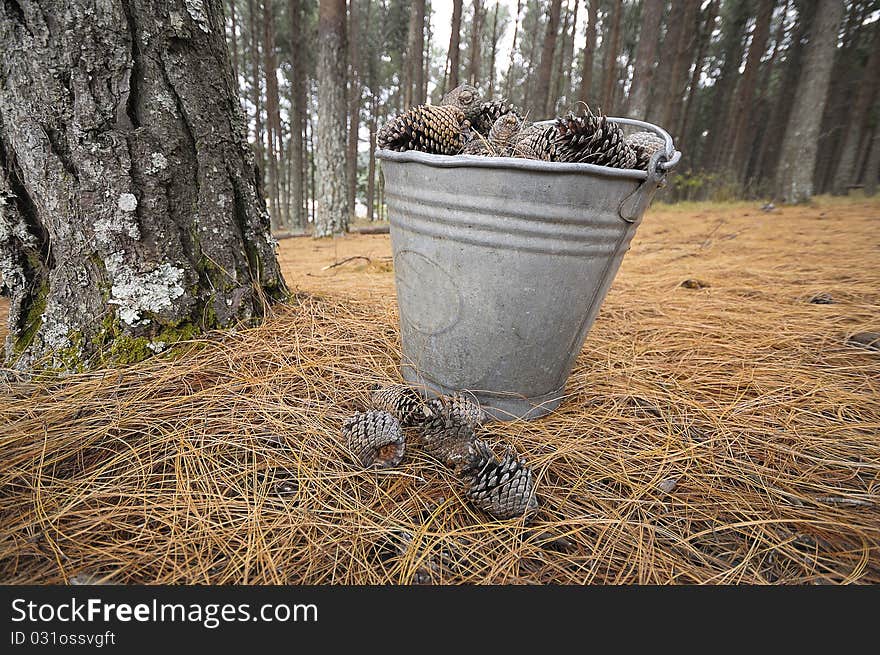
378,117,680,421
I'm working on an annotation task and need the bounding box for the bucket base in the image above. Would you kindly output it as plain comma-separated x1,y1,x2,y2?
401,366,565,422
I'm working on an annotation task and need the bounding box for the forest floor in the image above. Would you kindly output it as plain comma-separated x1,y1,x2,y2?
1,196,878,584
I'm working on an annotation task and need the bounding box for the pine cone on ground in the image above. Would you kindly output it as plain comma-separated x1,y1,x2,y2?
377,105,467,155
342,410,405,469
371,384,425,427
554,109,637,169
512,122,558,161
439,83,483,126
625,131,665,171
425,393,486,428
460,443,539,520
417,402,480,470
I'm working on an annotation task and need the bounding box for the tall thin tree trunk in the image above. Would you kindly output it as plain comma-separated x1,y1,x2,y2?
0,0,287,370
726,0,775,177
551,0,571,112
289,0,306,229
775,0,844,203
263,0,283,231
347,0,360,219
367,95,377,221
864,127,880,196
423,11,431,101
248,0,265,181
577,0,598,105
561,0,579,103
601,1,622,112
626,0,663,119
662,0,700,134
535,0,562,118
315,0,349,236
467,0,484,86
831,25,880,195
413,0,426,104
702,0,750,170
679,0,718,153
488,1,500,96
446,0,464,93
505,0,523,99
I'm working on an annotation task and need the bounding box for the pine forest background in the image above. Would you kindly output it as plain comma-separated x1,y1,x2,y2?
226,0,880,235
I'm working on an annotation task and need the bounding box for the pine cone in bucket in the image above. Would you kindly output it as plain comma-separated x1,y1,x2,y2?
474,99,522,134
371,384,425,427
439,83,484,126
625,131,666,171
513,122,558,161
377,104,467,155
342,410,406,469
554,109,637,169
460,442,539,520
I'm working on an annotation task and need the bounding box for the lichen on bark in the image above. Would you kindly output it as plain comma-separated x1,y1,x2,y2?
0,0,288,372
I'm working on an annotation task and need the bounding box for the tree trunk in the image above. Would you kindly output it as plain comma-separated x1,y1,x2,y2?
404,0,425,107
248,0,264,182
775,0,844,203
701,0,750,170
600,0,622,112
864,127,880,196
726,0,775,177
229,0,240,89
488,1,500,96
446,0,463,93
367,95,377,221
263,0,283,231
467,0,484,87
577,0,598,105
561,0,579,104
347,0,360,219
288,0,306,229
831,24,880,195
550,0,571,112
626,0,663,120
505,0,523,100
662,0,700,134
679,0,718,155
314,0,349,236
535,0,562,118
0,0,287,371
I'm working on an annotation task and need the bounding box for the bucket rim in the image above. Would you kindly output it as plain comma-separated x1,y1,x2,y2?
377,116,680,180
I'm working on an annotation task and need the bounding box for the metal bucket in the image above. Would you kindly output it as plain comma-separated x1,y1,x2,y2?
378,117,680,421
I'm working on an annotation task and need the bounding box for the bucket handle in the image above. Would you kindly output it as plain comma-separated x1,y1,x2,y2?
610,116,681,223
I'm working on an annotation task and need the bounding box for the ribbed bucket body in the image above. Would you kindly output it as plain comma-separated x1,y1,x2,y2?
378,121,676,420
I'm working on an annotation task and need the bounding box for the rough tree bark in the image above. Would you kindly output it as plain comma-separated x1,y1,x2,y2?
0,0,287,371
600,0,622,112
535,0,562,118
288,0,306,229
314,0,349,236
577,0,598,105
445,0,463,94
228,0,240,88
776,0,844,203
626,0,663,120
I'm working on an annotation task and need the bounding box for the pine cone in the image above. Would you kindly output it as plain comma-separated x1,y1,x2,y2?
377,105,467,155
462,132,491,155
426,393,486,428
371,384,425,427
460,443,539,520
342,410,405,469
554,109,637,169
439,83,483,125
473,99,521,134
487,112,524,156
512,122,558,161
418,402,480,470
625,131,665,170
